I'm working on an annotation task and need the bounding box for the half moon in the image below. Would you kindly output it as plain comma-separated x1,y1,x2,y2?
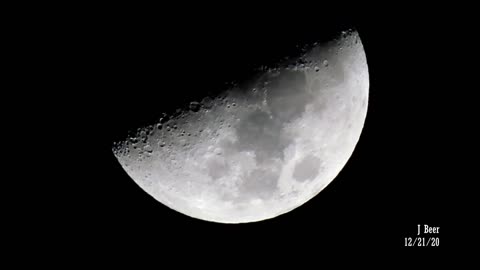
112,30,369,223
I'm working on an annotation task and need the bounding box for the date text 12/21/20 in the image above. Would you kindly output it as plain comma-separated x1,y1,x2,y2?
405,224,440,247
405,237,439,247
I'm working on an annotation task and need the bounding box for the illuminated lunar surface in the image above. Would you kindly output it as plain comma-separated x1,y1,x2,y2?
113,30,369,223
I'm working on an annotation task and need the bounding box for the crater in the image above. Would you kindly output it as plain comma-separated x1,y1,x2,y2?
292,154,322,182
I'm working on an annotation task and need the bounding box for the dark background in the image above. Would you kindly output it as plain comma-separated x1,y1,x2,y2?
18,3,475,261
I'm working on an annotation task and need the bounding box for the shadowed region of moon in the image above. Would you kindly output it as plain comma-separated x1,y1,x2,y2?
266,69,312,123
240,168,280,200
112,29,369,223
234,109,292,164
206,157,230,181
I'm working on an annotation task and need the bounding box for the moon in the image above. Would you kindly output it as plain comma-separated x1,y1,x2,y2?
112,29,369,223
